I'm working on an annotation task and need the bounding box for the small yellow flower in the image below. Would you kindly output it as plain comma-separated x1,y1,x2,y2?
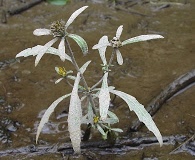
93,116,99,124
55,67,67,77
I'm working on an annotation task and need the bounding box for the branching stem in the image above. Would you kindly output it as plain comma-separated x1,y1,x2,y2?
91,49,116,90
65,37,97,115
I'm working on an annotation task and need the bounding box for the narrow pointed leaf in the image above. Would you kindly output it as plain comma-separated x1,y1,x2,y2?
82,101,94,124
115,49,123,65
36,93,71,143
67,73,82,153
67,75,76,80
102,118,119,124
68,34,88,55
80,60,91,74
110,128,123,132
33,28,51,36
92,36,110,65
116,25,123,39
122,35,164,46
97,124,106,136
16,45,72,62
99,72,110,120
87,102,94,124
110,89,163,147
16,48,35,58
65,6,88,29
55,78,64,84
47,47,72,62
58,37,66,61
35,38,58,66
107,110,119,122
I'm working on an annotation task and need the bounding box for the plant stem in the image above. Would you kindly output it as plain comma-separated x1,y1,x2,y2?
91,49,116,90
65,78,73,88
65,37,97,115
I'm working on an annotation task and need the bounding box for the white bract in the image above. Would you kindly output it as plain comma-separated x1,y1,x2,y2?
93,25,164,65
17,6,89,66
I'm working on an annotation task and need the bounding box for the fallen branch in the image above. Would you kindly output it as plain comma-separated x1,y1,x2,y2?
0,135,187,157
130,69,195,131
8,0,44,15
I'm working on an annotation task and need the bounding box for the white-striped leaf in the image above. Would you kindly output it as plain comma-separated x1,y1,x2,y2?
65,6,88,29
68,34,88,55
99,72,110,120
110,89,163,147
80,60,91,74
122,35,164,46
67,73,82,153
36,93,71,143
116,25,123,39
92,36,109,65
115,49,123,65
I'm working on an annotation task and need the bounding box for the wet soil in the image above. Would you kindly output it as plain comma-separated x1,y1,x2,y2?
0,0,195,159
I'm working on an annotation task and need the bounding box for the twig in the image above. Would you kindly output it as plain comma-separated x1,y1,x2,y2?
170,134,194,155
8,0,44,15
130,69,195,131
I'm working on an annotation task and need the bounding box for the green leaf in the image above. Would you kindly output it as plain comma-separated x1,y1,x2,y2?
67,73,82,154
46,0,68,6
99,72,110,120
110,89,163,147
122,34,164,46
68,34,88,55
36,93,71,143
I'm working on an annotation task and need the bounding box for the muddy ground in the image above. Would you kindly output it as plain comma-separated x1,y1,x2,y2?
0,0,194,159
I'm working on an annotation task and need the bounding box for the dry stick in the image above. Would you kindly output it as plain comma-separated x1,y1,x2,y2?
0,135,187,157
170,134,195,155
130,69,195,131
8,0,44,15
